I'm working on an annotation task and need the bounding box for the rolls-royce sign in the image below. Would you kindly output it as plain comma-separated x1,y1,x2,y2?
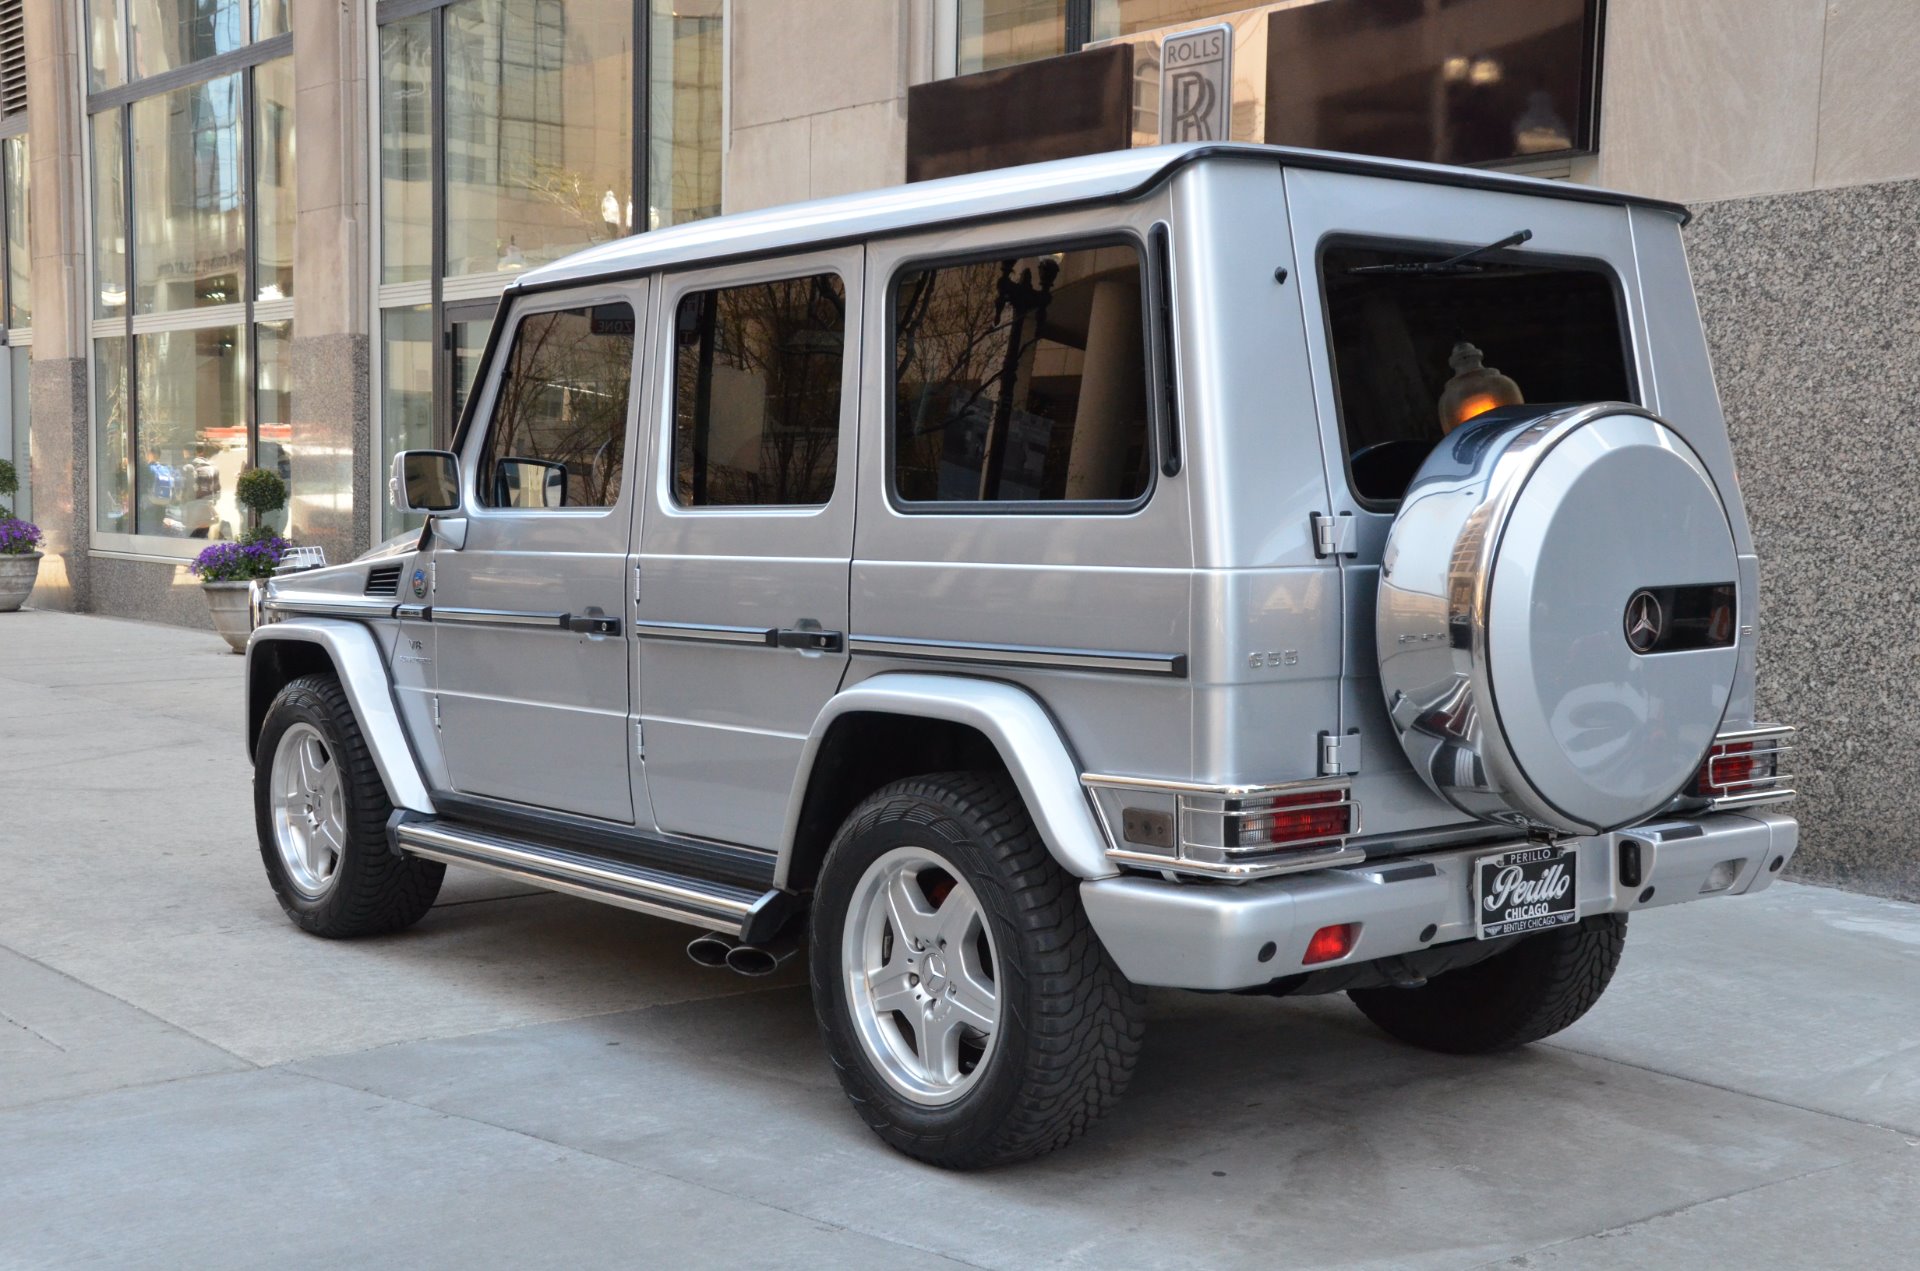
1159,24,1231,144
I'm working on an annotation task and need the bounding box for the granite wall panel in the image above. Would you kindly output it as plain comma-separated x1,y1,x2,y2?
1687,177,1920,900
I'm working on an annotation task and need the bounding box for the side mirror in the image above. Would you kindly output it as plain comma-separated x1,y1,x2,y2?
492,457,568,509
390,450,461,513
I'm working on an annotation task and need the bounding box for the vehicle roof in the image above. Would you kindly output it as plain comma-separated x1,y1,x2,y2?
515,142,1690,294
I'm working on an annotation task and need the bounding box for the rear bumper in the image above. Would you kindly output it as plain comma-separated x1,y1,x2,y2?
1081,810,1797,991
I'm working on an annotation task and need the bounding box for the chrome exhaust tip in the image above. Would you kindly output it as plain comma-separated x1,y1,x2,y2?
724,938,798,977
686,932,739,968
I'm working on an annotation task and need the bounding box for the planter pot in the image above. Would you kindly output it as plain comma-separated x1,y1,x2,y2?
202,579,260,654
0,551,41,612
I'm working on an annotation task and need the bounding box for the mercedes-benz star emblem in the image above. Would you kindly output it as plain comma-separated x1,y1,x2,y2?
1624,590,1665,654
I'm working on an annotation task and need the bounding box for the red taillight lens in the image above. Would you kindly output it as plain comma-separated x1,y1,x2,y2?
1303,923,1359,966
1691,741,1759,796
1230,789,1352,849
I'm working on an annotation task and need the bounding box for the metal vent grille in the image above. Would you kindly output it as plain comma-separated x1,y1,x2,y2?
0,2,24,119
364,563,404,598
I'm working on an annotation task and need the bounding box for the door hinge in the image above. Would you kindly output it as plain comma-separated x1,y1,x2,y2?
1311,511,1356,559
428,560,437,594
632,563,643,605
633,719,645,758
432,695,443,731
1319,728,1360,777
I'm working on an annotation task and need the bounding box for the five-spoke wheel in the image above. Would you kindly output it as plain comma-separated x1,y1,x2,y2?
269,722,346,899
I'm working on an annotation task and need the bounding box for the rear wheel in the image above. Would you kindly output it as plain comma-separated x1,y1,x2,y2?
254,673,444,937
1348,914,1626,1054
810,771,1145,1169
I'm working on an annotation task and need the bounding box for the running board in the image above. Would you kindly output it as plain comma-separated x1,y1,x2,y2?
393,820,796,943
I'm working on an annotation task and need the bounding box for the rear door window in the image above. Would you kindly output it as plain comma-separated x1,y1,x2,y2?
1321,241,1632,505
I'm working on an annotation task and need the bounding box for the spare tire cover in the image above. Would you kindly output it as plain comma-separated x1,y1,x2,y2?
1377,405,1739,835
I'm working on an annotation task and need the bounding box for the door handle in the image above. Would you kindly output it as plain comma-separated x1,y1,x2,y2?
567,613,622,636
771,628,843,653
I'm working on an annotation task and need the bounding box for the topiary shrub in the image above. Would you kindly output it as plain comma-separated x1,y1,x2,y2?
235,466,288,539
0,457,16,516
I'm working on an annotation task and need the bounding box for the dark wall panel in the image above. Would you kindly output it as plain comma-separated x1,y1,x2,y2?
907,44,1134,183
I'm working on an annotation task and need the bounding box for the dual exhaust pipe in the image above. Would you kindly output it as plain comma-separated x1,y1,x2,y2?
687,931,799,977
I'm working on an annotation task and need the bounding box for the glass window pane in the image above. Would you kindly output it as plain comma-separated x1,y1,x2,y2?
957,0,1066,74
92,109,128,318
5,135,30,329
255,320,292,535
254,0,289,39
130,0,244,80
381,305,434,537
94,337,132,534
89,0,127,92
1089,1,1242,41
379,15,433,286
131,74,246,314
673,275,845,508
476,303,634,509
134,325,247,538
451,312,494,428
647,0,722,230
253,57,295,301
6,346,28,523
893,245,1152,504
445,0,632,277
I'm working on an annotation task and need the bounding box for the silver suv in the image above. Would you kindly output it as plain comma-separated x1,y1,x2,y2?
247,143,1797,1168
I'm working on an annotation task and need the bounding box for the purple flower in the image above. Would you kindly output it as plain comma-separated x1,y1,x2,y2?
0,517,42,556
189,532,290,581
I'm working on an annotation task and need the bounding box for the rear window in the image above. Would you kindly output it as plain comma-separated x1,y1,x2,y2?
1321,241,1633,505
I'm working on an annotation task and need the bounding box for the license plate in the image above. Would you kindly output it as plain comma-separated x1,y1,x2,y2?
1475,845,1578,939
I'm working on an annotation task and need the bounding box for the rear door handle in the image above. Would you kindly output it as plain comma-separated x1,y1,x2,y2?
771,628,843,653
567,612,622,636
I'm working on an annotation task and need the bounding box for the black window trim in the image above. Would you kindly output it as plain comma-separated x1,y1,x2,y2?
882,228,1166,518
1314,231,1641,515
465,288,642,516
662,264,853,514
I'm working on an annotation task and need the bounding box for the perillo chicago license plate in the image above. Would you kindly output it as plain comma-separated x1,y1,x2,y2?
1475,844,1578,939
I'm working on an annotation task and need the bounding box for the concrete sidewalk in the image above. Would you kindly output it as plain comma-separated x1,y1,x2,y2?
2,609,1917,1269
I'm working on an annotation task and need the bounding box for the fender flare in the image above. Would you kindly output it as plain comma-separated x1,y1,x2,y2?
778,672,1118,886
247,620,437,815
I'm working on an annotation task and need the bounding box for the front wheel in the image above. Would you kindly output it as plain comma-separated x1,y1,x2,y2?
254,673,444,937
810,772,1145,1169
1348,914,1627,1054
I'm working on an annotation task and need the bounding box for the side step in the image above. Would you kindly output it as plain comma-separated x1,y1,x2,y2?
394,819,796,943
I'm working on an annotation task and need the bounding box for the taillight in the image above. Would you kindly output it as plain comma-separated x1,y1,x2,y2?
1303,923,1360,965
1689,740,1768,797
1227,789,1353,850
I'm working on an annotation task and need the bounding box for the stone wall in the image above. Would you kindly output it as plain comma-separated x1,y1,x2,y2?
1687,178,1920,900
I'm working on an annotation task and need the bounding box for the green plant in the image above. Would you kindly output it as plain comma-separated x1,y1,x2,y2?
235,467,288,535
0,457,16,516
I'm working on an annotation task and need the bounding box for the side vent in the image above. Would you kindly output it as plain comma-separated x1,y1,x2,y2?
0,1,24,119
365,563,404,597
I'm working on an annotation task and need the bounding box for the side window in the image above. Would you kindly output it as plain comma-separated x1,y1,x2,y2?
893,242,1151,506
476,302,635,509
672,273,846,507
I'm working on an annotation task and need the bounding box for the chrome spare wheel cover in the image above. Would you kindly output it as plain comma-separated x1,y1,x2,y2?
842,845,1001,1106
270,722,347,899
1377,404,1740,836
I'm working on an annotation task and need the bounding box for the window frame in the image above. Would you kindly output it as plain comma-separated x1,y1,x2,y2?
1314,231,1641,514
665,268,852,513
458,287,643,520
883,229,1164,518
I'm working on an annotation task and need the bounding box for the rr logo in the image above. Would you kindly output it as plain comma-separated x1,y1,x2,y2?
1167,69,1219,142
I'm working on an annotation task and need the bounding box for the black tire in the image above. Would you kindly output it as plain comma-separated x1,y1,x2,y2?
1348,914,1627,1054
254,673,444,938
809,771,1146,1169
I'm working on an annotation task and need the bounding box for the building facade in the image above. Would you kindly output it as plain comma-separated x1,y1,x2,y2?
7,0,1917,898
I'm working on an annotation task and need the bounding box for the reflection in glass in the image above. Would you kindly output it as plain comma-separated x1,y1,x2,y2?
130,0,245,80
131,74,246,314
89,0,127,92
478,304,634,508
134,326,246,538
957,0,1066,74
92,109,129,318
444,0,632,277
451,314,493,430
381,305,435,537
648,0,722,230
7,347,28,522
5,135,30,329
1089,0,1238,40
254,0,290,39
253,57,296,301
379,15,433,286
255,321,292,535
93,337,132,534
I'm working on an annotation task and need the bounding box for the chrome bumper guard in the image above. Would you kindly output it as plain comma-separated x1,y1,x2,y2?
1696,723,1797,811
1080,809,1799,991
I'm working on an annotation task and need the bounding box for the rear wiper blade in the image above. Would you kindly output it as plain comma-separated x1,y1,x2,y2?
1347,229,1534,275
